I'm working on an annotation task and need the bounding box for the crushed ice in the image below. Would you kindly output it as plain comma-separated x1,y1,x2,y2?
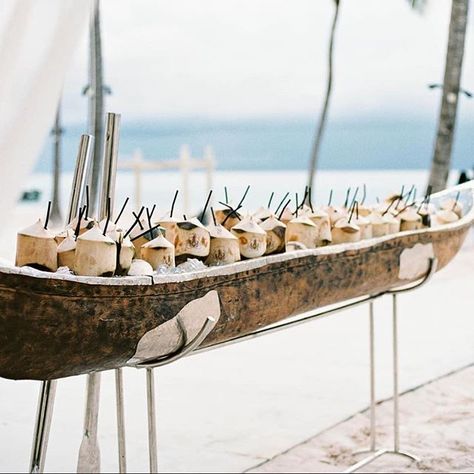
155,258,207,276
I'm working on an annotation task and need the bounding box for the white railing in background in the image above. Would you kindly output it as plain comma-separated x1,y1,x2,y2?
118,145,215,214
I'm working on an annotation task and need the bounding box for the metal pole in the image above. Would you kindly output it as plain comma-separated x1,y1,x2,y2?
29,380,57,473
115,368,127,473
392,293,400,453
146,368,158,473
50,104,63,224
369,301,376,452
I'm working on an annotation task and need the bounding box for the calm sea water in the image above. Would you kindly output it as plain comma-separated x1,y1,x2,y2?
35,117,474,173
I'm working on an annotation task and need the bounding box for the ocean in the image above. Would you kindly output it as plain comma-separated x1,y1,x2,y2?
35,117,474,173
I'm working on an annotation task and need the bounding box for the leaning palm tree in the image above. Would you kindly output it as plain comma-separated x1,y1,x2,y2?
306,0,340,201
427,0,469,192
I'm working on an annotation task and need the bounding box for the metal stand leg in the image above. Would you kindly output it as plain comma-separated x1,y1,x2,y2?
115,368,127,473
146,368,158,473
30,380,57,473
77,372,101,473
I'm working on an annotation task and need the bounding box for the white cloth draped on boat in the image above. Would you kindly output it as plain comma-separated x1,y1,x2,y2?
0,0,92,227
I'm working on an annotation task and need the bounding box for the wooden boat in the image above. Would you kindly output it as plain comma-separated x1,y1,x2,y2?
0,183,473,381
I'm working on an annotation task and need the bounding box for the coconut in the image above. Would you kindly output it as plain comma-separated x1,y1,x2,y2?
54,229,69,245
435,209,460,226
332,219,361,244
441,199,463,218
368,212,389,237
325,206,347,226
74,224,116,277
16,219,58,272
57,230,76,269
383,213,401,234
109,228,135,275
285,216,319,249
399,208,422,231
141,232,175,269
130,220,159,259
253,206,273,223
286,241,307,252
260,215,287,255
308,210,332,245
66,215,94,236
156,214,179,247
353,215,372,240
175,217,210,260
279,206,295,225
215,207,242,231
128,259,154,276
205,223,240,265
231,216,267,258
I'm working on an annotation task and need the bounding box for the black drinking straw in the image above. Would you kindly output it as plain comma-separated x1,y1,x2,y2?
170,190,179,218
146,206,154,239
343,187,351,208
328,189,333,206
44,201,52,229
222,204,243,225
237,185,250,208
294,193,299,217
308,186,314,212
452,191,460,211
350,187,359,209
395,185,405,209
348,200,356,223
404,185,415,205
267,191,274,209
183,214,187,220
114,197,130,225
300,186,309,208
103,197,111,236
148,204,156,220
211,207,217,226
361,184,367,205
224,187,229,204
382,199,396,216
75,205,86,238
85,185,90,219
124,207,145,238
199,190,213,222
274,192,290,214
278,199,291,220
131,224,162,242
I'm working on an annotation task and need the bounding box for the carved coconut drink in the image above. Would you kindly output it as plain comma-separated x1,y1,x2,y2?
253,206,273,223
231,216,267,258
440,198,463,218
260,215,286,255
331,219,361,244
383,213,401,234
399,208,422,231
130,219,159,259
353,215,372,240
57,230,76,269
308,209,332,246
175,217,210,261
74,224,116,277
205,223,240,265
156,214,179,247
285,216,319,249
16,219,58,272
368,212,389,237
435,209,460,226
109,228,135,275
325,206,347,226
141,232,175,269
66,215,94,236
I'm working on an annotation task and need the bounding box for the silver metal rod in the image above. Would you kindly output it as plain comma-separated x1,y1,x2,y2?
29,380,57,473
67,134,94,224
392,294,400,453
115,368,127,473
146,369,158,474
77,372,101,473
344,448,387,473
369,301,376,452
99,112,121,219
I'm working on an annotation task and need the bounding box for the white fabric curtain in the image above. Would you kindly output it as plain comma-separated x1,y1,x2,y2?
0,0,93,228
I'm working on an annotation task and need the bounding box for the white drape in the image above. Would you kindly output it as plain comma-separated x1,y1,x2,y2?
0,0,92,226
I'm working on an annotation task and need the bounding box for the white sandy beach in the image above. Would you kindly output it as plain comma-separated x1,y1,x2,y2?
0,170,473,472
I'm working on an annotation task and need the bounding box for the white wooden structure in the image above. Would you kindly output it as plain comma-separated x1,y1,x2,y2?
118,145,215,213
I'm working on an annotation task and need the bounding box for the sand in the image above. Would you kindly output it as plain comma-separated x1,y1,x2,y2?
250,365,474,473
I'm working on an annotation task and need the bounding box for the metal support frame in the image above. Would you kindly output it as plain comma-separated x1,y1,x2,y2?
344,257,437,473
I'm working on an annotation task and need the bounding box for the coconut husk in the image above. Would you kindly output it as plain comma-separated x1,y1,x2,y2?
383,213,401,234
253,206,272,223
66,216,94,236
141,232,175,269
441,199,463,218
325,206,347,226
285,216,319,249
353,216,372,240
399,208,422,231
435,209,460,226
57,230,76,269
260,215,287,255
279,206,294,225
215,207,242,230
308,210,332,245
331,219,361,244
156,214,179,246
130,220,159,259
16,219,58,272
128,259,154,276
205,224,240,265
231,216,267,258
109,229,135,275
74,224,116,277
175,217,210,261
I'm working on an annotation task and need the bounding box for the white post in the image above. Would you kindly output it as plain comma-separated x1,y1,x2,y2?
132,149,144,210
180,145,191,216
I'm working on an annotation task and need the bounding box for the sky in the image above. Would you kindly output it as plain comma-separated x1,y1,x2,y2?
59,0,474,125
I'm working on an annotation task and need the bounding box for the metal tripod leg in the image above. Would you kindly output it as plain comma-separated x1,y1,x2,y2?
30,380,57,473
146,368,158,473
115,368,127,473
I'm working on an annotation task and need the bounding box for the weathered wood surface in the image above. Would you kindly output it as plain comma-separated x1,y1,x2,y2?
0,185,472,381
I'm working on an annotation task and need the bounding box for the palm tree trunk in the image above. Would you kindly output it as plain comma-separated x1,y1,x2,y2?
427,0,469,192
306,0,340,201
87,0,104,217
50,103,62,224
